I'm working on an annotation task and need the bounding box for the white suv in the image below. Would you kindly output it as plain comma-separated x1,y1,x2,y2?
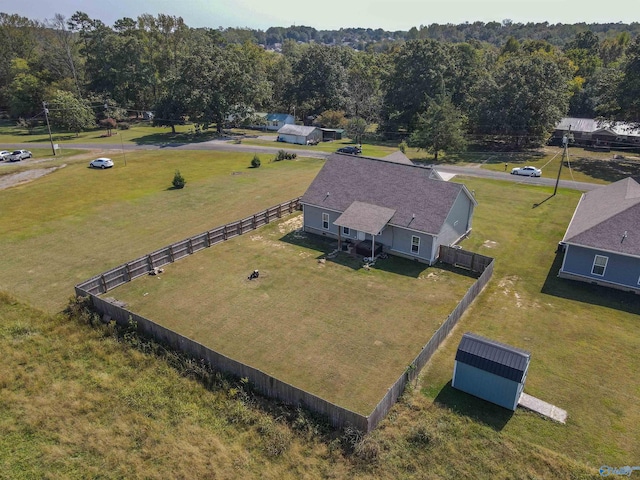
9,150,32,162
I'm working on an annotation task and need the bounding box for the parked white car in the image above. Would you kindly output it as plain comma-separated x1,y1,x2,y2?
9,149,32,162
0,150,11,161
89,157,114,169
510,166,542,177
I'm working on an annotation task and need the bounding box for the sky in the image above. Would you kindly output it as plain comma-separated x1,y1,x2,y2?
2,0,639,31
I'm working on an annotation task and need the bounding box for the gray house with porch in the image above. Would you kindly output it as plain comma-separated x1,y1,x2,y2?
300,154,477,264
559,176,640,294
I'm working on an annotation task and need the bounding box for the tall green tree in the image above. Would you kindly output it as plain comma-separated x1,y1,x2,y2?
47,89,95,136
468,51,573,148
409,94,466,161
617,36,640,122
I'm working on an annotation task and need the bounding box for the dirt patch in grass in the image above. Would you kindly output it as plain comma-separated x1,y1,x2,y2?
0,165,66,191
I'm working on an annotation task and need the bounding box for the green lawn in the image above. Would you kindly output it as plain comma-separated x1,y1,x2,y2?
0,145,635,478
108,214,476,414
0,149,324,312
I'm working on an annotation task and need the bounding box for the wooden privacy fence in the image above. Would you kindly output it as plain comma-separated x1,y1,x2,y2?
366,252,494,431
439,245,493,274
76,210,494,432
77,198,301,295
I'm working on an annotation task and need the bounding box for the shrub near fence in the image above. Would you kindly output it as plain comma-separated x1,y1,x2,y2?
76,207,494,432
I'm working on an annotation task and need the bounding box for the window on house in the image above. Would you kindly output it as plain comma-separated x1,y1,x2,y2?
322,213,329,230
591,255,608,276
411,235,420,254
342,226,350,236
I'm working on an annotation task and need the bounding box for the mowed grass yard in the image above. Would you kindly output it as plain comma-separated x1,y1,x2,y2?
0,149,324,312
108,213,476,414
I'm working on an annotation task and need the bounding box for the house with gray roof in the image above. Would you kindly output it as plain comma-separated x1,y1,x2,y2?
300,153,476,264
453,332,531,411
559,176,640,293
552,117,640,149
277,124,322,145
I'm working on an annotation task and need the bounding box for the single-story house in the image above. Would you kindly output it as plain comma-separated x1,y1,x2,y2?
552,117,640,149
452,332,531,411
558,176,640,294
265,113,295,131
299,153,476,264
277,125,323,145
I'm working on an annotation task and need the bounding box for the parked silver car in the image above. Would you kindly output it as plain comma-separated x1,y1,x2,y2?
9,149,32,162
0,150,11,161
89,157,114,169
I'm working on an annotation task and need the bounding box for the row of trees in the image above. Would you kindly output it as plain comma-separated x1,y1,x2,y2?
0,11,639,153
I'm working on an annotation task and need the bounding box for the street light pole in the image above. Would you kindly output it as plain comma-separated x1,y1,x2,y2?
119,132,127,166
43,101,56,156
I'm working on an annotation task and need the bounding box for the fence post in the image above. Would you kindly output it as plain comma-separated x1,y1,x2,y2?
205,231,211,247
188,238,193,254
147,254,154,271
168,245,174,262
223,225,228,240
277,204,282,218
125,263,132,281
252,215,257,230
100,274,108,293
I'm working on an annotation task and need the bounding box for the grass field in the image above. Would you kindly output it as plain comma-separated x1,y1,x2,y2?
108,214,476,414
0,149,324,311
0,145,637,478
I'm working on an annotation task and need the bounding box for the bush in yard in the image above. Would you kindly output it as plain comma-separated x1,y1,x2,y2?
274,150,297,161
399,140,408,153
172,170,186,189
117,122,130,130
251,155,261,168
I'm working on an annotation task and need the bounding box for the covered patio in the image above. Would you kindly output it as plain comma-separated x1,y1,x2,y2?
334,201,395,258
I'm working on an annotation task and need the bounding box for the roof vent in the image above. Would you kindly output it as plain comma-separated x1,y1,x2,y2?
621,231,628,243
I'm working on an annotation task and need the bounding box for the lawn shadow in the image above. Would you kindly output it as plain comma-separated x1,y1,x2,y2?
565,156,640,183
532,193,555,208
129,130,221,146
542,251,640,315
433,381,513,431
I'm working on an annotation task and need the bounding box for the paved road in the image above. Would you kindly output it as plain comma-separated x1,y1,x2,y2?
1,140,601,191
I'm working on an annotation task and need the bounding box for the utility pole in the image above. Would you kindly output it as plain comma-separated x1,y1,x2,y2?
43,102,56,156
553,125,570,196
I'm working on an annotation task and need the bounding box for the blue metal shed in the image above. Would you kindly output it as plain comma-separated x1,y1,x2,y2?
452,332,531,411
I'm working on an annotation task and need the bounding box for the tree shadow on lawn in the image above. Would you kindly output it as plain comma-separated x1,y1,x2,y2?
564,157,640,183
542,251,640,315
129,130,221,146
433,381,513,431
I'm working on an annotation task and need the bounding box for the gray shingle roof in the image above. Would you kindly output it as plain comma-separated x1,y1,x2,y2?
334,202,396,235
277,124,319,136
383,151,414,165
556,117,640,137
562,177,640,256
300,154,475,236
455,332,531,383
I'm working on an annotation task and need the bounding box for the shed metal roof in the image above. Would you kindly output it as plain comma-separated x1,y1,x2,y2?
455,332,531,383
334,201,396,235
266,113,293,121
277,124,319,136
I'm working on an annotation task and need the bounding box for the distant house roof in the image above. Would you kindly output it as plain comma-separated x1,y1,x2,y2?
278,124,319,136
383,151,414,165
562,176,640,257
556,117,640,138
300,154,477,236
266,113,293,122
334,201,396,235
320,128,345,134
455,332,531,383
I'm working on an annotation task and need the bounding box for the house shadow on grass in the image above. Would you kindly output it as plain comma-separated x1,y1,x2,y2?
541,251,640,315
564,156,640,183
433,381,513,431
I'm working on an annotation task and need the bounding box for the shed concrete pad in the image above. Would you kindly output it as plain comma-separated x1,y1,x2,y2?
518,393,567,423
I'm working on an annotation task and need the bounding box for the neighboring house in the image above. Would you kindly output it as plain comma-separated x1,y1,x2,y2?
552,117,640,149
277,124,323,145
265,113,295,131
299,153,477,264
559,176,640,294
452,332,531,411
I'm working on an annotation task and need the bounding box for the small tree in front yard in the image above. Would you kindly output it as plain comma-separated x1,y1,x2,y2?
99,117,117,136
172,170,186,189
251,155,261,168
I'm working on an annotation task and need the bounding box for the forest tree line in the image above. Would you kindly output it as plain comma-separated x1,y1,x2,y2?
1,11,639,152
